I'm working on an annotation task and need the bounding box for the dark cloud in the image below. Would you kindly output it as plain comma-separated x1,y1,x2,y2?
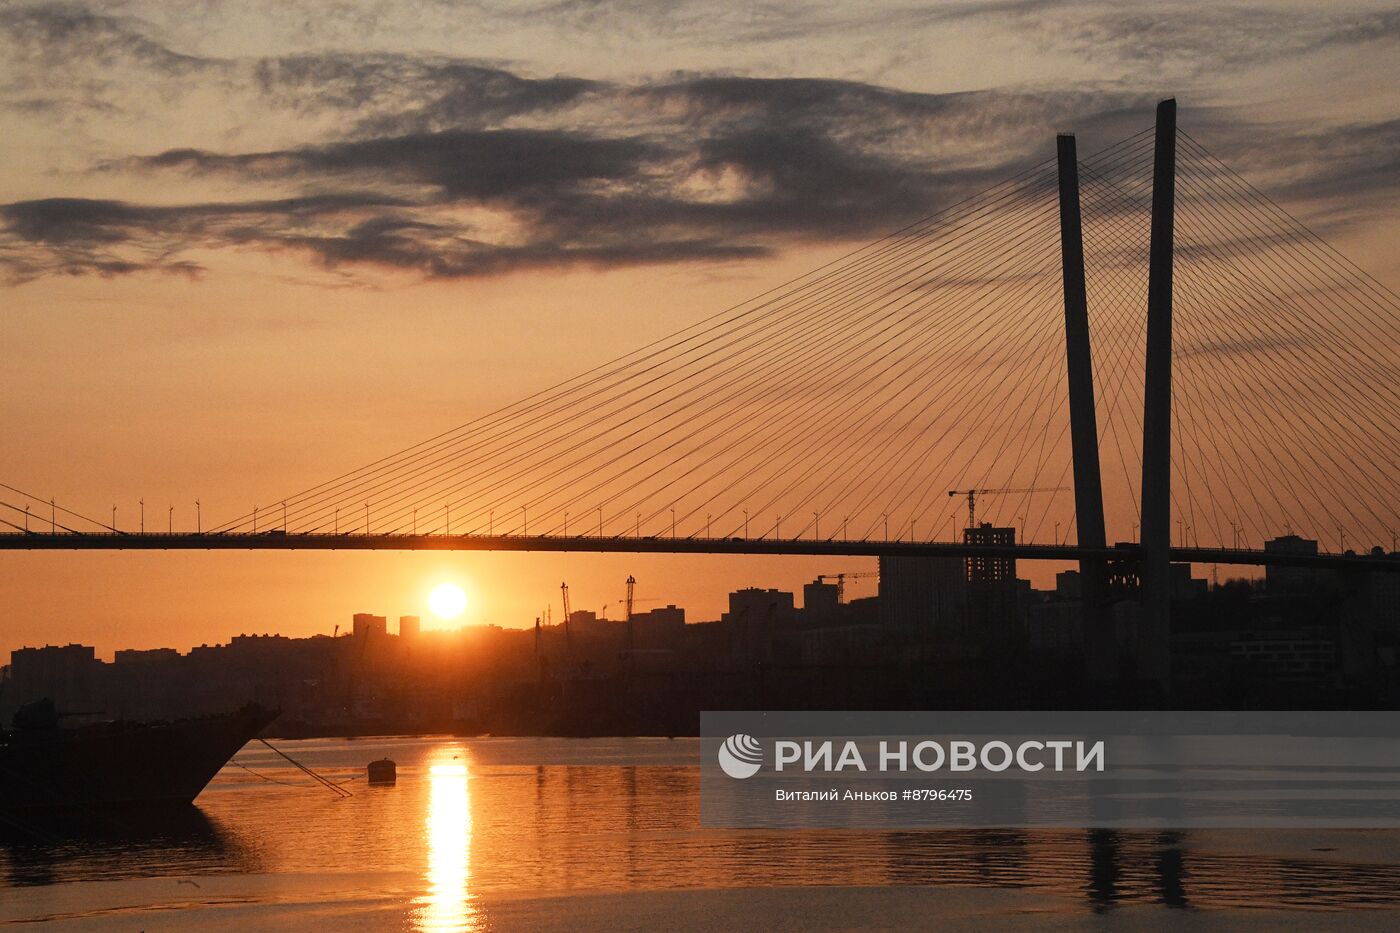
285,228,768,278
0,186,768,283
130,129,661,201
10,73,1350,285
11,79,1134,282
1,193,404,240
644,75,1064,143
0,193,405,282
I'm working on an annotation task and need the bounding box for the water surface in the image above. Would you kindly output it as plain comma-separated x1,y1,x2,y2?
4,736,1400,930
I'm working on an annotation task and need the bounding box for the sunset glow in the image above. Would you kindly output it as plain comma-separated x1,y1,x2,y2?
429,583,468,621
0,0,1395,661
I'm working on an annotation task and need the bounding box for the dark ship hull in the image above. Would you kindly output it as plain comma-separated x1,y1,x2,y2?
0,703,278,811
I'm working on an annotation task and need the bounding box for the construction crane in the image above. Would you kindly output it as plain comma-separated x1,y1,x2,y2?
533,616,544,685
625,575,636,655
560,581,572,654
816,571,878,603
947,486,1069,530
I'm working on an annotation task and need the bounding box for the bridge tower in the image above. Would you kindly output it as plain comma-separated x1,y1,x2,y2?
1139,97,1177,689
1054,132,1111,679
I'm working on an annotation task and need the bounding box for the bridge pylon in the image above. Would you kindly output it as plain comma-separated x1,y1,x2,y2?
1055,132,1113,681
1138,97,1177,690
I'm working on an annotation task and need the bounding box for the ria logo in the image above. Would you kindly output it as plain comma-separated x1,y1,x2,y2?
718,733,763,779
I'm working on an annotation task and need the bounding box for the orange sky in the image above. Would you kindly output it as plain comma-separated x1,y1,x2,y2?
2,1,1397,659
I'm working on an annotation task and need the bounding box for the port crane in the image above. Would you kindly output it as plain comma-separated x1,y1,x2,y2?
947,486,1069,530
560,581,572,653
816,571,878,603
625,575,636,657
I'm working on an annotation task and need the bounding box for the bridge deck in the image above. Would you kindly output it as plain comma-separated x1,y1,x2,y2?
0,532,1393,571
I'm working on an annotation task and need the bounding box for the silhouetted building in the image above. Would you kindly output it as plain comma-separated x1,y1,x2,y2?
353,613,387,638
1170,564,1208,600
723,588,795,665
726,588,793,619
1056,570,1082,600
566,609,612,638
964,524,1019,647
877,555,966,642
964,523,1015,583
6,644,101,715
1264,535,1320,593
802,579,841,620
632,605,684,647
399,615,420,639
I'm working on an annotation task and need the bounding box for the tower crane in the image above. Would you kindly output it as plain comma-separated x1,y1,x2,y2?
816,571,879,603
947,487,1069,530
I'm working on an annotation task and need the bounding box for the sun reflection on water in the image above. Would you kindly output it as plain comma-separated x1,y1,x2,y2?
415,754,477,932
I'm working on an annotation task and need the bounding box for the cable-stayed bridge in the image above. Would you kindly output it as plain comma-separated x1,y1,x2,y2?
4,100,1398,615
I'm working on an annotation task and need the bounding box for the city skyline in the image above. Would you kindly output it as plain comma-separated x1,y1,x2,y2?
8,538,1392,734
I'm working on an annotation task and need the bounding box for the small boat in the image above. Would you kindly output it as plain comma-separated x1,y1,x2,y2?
367,758,397,785
0,698,279,811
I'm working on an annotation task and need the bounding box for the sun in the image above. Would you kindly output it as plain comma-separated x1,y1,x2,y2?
429,582,468,620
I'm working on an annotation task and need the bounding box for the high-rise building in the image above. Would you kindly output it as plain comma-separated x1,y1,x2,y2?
962,524,1020,647
963,523,1016,583
399,615,421,639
